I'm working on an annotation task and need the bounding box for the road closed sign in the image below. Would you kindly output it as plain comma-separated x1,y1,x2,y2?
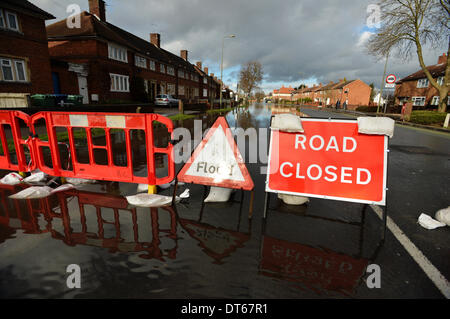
266,119,387,205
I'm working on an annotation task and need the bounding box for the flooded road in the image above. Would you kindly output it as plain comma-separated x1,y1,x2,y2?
0,103,446,298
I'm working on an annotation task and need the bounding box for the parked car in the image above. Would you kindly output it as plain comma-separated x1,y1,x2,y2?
155,94,179,107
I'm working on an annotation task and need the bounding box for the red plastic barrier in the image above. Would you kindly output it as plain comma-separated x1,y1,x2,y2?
28,112,174,185
0,110,36,173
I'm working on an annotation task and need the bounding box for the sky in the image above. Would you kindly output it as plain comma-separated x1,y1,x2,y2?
31,0,447,93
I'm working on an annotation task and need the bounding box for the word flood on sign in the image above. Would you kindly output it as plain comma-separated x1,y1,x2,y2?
266,119,387,205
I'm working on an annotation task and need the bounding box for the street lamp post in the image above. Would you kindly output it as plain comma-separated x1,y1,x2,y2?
220,34,236,109
377,51,390,113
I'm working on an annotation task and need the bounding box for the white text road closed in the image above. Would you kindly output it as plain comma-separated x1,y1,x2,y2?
266,119,387,205
178,117,254,190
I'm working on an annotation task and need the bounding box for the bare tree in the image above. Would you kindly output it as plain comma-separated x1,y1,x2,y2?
367,0,449,112
239,61,263,98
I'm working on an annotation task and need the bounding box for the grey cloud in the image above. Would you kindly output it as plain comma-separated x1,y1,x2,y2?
32,0,446,90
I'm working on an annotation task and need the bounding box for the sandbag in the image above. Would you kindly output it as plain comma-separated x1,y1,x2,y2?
418,213,446,230
435,206,450,226
51,183,76,193
278,193,309,205
357,117,395,138
204,186,233,203
66,177,96,185
9,186,54,199
0,172,23,185
23,170,47,183
271,113,304,133
126,193,179,207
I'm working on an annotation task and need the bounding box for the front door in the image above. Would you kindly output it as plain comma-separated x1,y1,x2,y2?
77,75,89,104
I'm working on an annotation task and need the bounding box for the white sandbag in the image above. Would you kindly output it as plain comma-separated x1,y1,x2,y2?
126,193,179,207
357,117,395,138
23,170,47,183
51,183,76,193
9,186,54,199
179,188,190,199
271,114,304,133
204,186,234,203
65,177,96,185
137,183,149,193
418,213,446,230
435,206,450,226
0,172,23,185
278,193,309,205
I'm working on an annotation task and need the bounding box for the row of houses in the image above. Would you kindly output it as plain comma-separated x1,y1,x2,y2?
0,0,232,106
272,52,448,111
273,80,372,110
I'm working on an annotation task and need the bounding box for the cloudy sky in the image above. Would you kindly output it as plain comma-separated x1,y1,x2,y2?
31,0,446,93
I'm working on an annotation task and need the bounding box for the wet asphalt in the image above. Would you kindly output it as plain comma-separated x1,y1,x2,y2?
0,103,448,299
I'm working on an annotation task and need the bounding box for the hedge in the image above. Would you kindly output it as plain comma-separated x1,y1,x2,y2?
409,111,449,125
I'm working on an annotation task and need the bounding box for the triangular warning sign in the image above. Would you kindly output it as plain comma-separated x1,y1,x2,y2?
177,117,254,190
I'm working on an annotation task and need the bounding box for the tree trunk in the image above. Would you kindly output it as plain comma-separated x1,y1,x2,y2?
438,87,448,113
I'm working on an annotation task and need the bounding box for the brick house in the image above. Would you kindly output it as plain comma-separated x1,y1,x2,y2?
293,83,323,102
395,53,448,109
46,0,216,105
273,85,295,101
0,0,55,96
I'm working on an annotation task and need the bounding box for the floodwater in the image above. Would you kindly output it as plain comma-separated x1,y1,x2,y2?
0,104,437,298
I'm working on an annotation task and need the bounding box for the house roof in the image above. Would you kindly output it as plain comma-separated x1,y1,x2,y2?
274,86,295,94
46,11,198,72
2,0,55,20
398,63,445,83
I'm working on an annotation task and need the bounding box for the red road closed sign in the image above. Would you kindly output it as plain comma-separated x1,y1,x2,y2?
266,119,387,205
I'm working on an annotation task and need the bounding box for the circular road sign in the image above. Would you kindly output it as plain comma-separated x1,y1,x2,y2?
386,74,396,84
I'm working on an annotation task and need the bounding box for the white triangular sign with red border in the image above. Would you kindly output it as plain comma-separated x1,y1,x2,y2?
177,117,254,190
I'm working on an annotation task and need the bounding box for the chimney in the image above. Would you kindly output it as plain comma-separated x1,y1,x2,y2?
196,61,202,69
204,67,208,74
339,78,344,82
150,33,160,48
89,0,106,21
210,73,214,77
438,53,447,64
180,50,188,61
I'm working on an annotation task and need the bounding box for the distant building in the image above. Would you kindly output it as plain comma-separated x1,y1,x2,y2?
395,53,447,108
0,0,55,95
273,85,295,100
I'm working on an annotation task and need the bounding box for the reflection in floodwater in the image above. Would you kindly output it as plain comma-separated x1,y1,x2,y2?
0,184,178,261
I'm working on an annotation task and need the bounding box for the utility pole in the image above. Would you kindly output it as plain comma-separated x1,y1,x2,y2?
220,34,236,109
377,51,389,113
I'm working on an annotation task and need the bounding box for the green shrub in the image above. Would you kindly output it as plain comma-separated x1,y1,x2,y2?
409,111,448,125
356,106,378,112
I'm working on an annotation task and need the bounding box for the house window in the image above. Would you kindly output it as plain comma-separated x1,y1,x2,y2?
108,43,128,63
149,60,155,71
194,88,199,97
179,85,184,95
6,11,18,31
110,73,129,92
431,96,439,106
0,10,4,28
412,96,426,106
437,76,444,86
135,55,147,68
167,66,175,76
14,60,26,81
203,88,207,97
0,58,28,82
1,59,14,81
203,77,207,84
178,70,184,79
167,83,176,95
417,78,429,88
160,64,165,73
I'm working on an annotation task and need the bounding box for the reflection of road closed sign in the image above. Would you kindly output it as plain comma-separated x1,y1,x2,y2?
178,117,254,190
385,74,396,88
266,119,387,205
